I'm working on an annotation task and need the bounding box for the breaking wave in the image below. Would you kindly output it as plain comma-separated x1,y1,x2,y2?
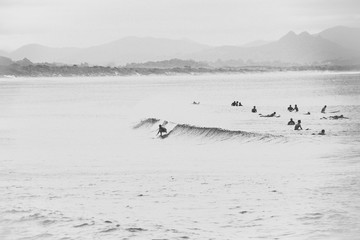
133,118,161,129
134,118,283,143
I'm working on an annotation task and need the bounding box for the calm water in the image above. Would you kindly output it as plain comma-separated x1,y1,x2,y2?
0,72,359,240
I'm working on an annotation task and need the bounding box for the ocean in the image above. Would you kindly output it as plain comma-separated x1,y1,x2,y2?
0,72,359,239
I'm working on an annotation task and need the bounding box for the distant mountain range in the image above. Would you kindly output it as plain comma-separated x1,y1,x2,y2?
317,26,360,52
189,29,359,65
1,26,360,66
2,37,210,66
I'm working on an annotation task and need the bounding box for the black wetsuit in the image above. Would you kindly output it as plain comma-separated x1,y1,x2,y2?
294,123,302,130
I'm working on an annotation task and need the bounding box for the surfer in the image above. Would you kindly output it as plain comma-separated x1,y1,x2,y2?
304,112,311,115
294,104,299,112
287,118,295,125
321,105,327,113
313,129,325,135
157,124,167,136
260,112,278,117
269,112,277,117
251,106,257,113
288,105,294,112
294,120,302,130
329,115,348,120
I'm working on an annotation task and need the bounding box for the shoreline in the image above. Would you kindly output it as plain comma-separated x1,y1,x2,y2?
1,64,360,78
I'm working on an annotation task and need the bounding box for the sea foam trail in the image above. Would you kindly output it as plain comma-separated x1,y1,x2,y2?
133,118,284,143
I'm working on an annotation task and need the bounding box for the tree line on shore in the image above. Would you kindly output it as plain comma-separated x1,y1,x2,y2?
1,56,359,78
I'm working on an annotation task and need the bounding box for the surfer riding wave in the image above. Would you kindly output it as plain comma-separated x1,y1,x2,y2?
134,118,283,142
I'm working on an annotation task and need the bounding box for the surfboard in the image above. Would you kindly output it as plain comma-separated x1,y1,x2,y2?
159,133,169,139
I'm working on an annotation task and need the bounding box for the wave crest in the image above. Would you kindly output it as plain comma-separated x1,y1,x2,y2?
133,118,160,129
134,118,282,142
170,124,266,141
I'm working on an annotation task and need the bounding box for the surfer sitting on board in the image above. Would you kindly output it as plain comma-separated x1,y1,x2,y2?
157,124,167,136
294,120,303,130
288,105,294,112
294,104,299,112
288,118,295,125
252,106,257,113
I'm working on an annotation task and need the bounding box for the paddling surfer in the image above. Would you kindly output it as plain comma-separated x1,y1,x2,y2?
312,129,325,135
329,115,348,120
260,112,278,117
318,129,325,135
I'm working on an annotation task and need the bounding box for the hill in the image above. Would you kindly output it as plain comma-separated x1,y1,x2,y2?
9,44,82,63
8,37,210,66
188,31,359,65
317,26,360,52
0,56,13,66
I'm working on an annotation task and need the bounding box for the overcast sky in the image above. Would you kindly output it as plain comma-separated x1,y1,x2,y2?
0,0,359,51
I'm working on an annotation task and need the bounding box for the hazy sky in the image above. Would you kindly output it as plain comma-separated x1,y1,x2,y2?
1,0,359,51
